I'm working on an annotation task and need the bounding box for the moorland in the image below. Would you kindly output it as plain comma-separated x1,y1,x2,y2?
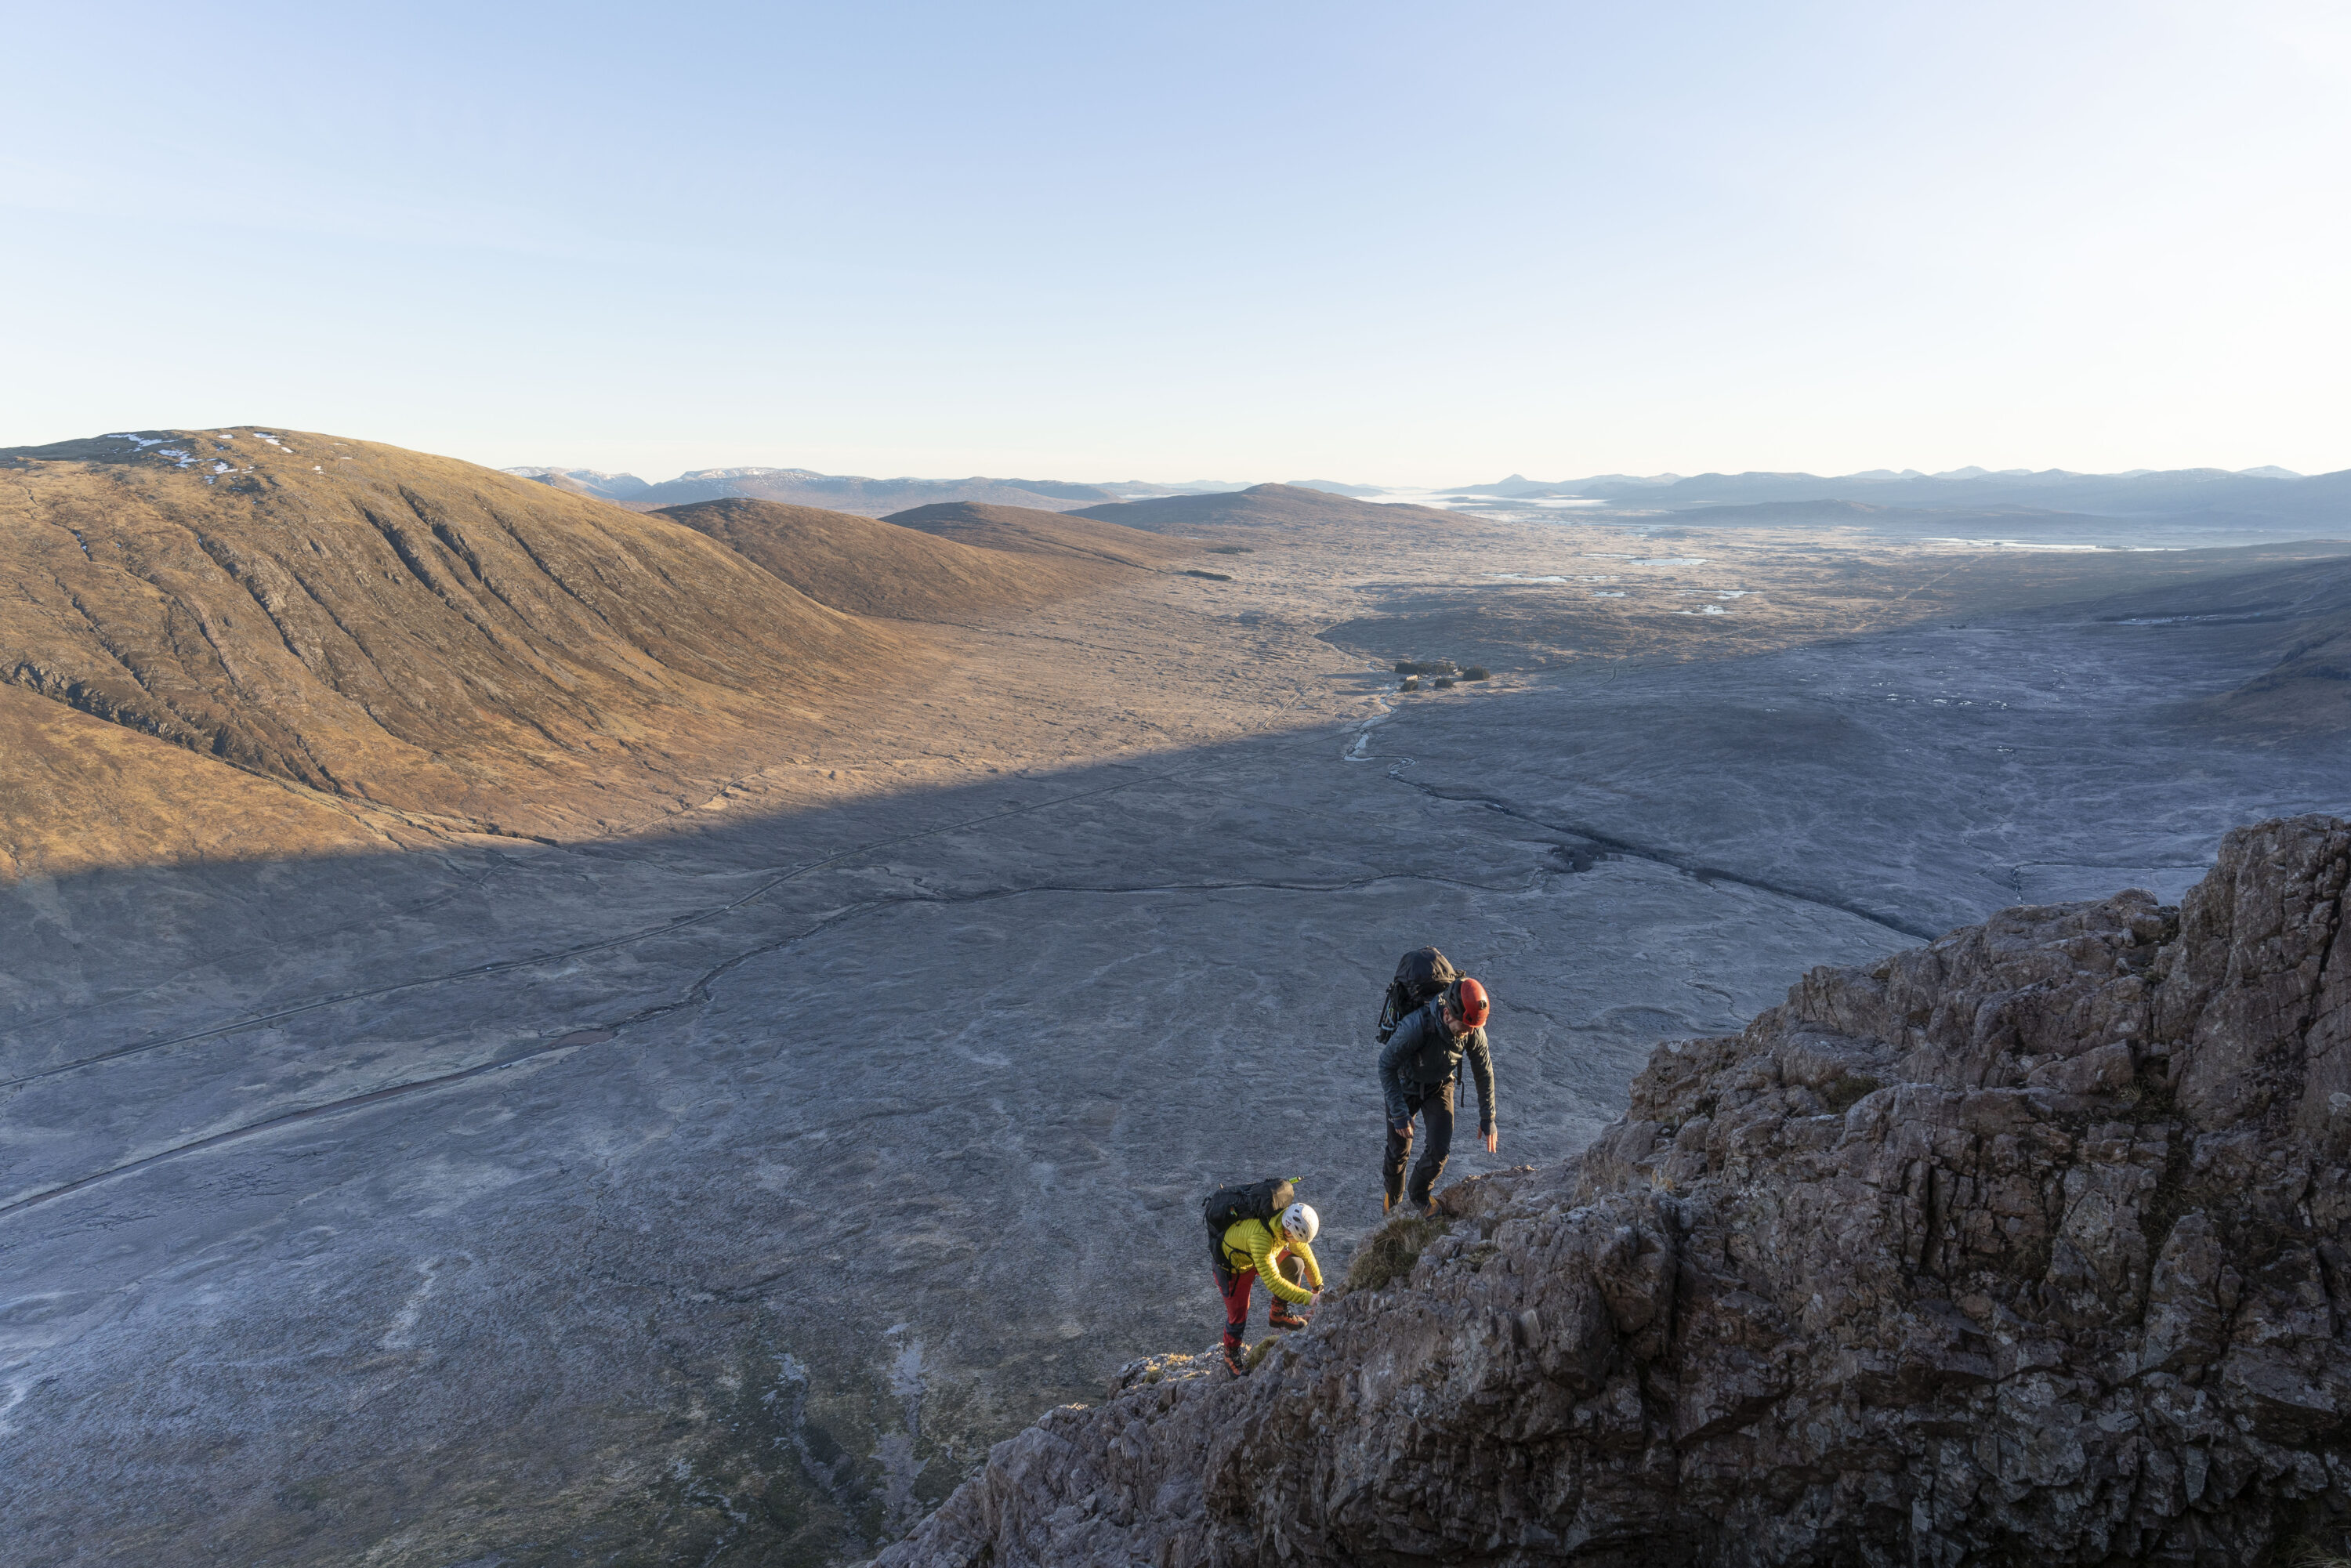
2,430,2345,1563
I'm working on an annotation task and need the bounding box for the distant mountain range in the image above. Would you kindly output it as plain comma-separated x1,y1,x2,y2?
1444,465,2351,523
504,466,1131,516
502,466,655,501
502,467,1399,515
1072,483,1476,535
509,461,2349,530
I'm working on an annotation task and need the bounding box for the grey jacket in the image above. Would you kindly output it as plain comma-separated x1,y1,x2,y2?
1378,1001,1494,1132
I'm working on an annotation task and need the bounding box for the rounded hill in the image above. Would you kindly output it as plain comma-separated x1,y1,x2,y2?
656,497,1132,621
881,501,1197,568
0,427,918,843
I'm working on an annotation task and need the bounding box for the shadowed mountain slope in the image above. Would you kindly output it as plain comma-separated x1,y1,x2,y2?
1993,551,2351,730
1072,481,1477,535
655,497,1125,620
2108,554,2351,728
882,502,1197,569
2238,613,2351,724
0,428,916,847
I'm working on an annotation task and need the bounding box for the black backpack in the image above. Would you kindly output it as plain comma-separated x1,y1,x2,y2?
1201,1176,1298,1240
1376,947,1458,1043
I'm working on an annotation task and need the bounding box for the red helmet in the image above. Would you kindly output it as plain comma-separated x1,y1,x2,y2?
1451,976,1491,1029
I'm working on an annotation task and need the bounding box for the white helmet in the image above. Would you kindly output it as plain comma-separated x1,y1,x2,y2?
1281,1202,1320,1244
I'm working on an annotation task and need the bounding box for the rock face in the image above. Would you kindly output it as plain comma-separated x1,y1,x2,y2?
879,815,2351,1566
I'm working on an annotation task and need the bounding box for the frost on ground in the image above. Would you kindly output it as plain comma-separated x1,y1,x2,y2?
2,488,2345,1565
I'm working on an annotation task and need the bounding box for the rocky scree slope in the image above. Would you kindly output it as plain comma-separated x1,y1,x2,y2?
880,814,2351,1567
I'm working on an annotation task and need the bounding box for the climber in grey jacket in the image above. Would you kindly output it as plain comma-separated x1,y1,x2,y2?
1378,976,1497,1214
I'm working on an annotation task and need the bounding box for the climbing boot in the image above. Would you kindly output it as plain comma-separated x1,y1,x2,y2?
1220,1338,1247,1377
1267,1303,1310,1331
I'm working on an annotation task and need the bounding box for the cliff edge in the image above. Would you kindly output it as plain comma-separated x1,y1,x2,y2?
881,814,2351,1566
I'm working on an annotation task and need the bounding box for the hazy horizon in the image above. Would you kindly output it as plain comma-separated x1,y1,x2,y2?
492,458,2327,489
6,1,2347,483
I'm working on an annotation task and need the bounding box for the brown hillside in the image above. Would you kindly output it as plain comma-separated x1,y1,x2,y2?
1071,481,1476,535
0,685,411,880
657,498,1121,621
0,428,918,848
882,502,1196,568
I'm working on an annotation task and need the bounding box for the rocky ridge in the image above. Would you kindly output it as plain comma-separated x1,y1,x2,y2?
879,814,2351,1566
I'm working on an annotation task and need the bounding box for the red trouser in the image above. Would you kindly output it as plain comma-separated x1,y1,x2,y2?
1216,1251,1306,1345
1219,1266,1257,1346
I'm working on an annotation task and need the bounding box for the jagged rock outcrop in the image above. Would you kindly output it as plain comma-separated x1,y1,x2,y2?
878,815,2351,1566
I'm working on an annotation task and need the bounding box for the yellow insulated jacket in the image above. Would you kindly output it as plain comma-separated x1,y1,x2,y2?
1219,1219,1324,1305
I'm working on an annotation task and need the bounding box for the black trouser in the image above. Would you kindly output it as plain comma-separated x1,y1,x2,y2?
1383,1077,1455,1209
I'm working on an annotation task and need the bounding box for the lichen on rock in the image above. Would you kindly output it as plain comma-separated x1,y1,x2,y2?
875,814,2351,1566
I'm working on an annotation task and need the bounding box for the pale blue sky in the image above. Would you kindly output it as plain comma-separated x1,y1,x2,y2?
4,2,2344,483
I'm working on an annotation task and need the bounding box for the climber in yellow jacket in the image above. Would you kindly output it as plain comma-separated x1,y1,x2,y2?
1214,1201,1323,1376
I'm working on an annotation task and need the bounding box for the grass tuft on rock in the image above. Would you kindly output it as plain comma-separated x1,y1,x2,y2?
1338,1213,1446,1295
